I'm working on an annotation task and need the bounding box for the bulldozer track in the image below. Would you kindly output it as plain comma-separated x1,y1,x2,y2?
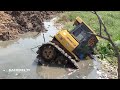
39,42,79,69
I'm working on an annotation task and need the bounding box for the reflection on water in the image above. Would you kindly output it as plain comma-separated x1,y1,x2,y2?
36,65,68,79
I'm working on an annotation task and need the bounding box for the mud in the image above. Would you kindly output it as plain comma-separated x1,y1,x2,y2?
0,11,62,41
0,11,19,41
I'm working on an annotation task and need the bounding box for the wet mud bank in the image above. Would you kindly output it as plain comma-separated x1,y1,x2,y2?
0,11,63,41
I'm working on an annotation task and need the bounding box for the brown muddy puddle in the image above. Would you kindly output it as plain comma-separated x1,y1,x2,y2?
0,18,101,79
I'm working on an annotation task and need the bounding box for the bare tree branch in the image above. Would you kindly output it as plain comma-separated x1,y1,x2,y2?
87,32,110,41
91,11,102,36
91,11,120,79
92,11,111,39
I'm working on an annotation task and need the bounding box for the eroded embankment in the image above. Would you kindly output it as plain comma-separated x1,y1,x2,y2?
0,11,62,41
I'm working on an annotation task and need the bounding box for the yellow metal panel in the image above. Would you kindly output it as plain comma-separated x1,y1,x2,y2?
55,30,79,52
76,16,83,23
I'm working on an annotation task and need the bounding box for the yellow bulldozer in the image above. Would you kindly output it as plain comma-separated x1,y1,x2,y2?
36,16,98,69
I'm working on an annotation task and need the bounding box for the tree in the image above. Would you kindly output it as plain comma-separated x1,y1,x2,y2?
91,11,120,79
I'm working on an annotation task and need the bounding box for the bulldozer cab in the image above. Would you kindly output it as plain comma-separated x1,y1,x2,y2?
70,17,98,48
69,17,98,59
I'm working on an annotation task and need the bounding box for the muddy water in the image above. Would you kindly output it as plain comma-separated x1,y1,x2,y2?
0,18,101,79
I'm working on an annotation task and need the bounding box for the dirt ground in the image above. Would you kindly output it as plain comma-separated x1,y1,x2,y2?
0,11,62,41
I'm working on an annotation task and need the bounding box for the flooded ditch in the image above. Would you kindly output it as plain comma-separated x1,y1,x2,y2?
0,18,103,79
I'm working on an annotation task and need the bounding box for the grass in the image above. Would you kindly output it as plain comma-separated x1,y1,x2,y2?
56,11,120,66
